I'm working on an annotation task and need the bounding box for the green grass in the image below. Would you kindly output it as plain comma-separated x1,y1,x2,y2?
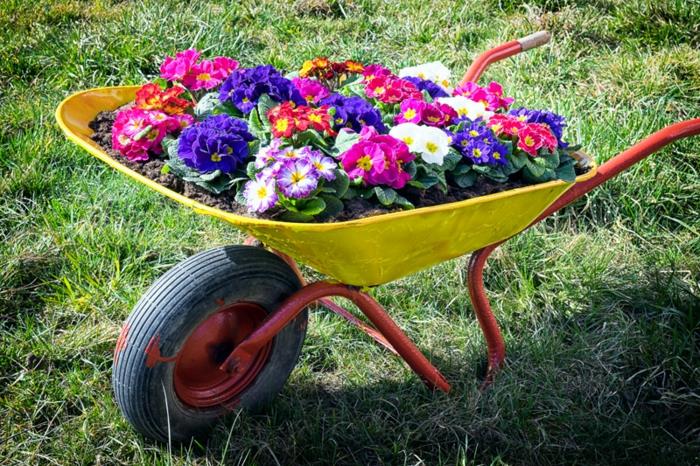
1,0,699,464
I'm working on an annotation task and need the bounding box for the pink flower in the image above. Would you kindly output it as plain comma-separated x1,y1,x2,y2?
487,114,526,137
160,50,238,90
454,81,514,111
395,98,426,124
340,129,414,189
291,77,330,104
517,123,557,156
365,76,422,104
394,99,456,127
211,56,239,79
362,64,392,82
160,49,201,82
111,108,193,162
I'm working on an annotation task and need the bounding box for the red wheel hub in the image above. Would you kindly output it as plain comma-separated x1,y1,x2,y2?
173,302,271,408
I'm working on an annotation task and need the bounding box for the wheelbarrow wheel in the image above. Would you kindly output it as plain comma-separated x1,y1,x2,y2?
111,245,307,443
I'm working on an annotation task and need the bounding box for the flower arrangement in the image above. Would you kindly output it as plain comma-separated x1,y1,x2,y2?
106,50,582,222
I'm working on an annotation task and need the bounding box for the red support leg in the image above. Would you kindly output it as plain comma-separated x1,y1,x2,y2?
220,281,451,393
467,244,506,388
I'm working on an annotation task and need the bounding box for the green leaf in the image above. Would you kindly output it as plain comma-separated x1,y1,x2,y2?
543,151,560,170
332,129,360,156
257,94,277,124
280,211,314,222
317,194,344,220
442,150,462,171
373,186,397,206
421,89,434,103
454,171,477,188
299,197,326,216
394,194,415,210
235,186,247,206
323,169,349,197
246,161,258,179
451,161,473,176
160,164,171,175
555,159,576,182
524,157,546,178
194,92,222,119
295,129,329,150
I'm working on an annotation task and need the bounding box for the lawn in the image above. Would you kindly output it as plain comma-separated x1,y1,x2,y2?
1,0,699,464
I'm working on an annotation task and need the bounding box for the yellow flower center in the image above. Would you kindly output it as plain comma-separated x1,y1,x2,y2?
493,152,501,160
425,141,438,153
441,79,450,88
460,139,468,147
335,117,344,124
357,155,373,171
242,97,250,103
256,186,268,198
417,72,426,79
517,115,527,122
309,114,322,123
197,73,211,81
403,108,417,120
275,118,289,132
402,136,414,145
524,135,535,146
291,171,305,184
469,130,479,136
210,152,221,162
374,86,385,95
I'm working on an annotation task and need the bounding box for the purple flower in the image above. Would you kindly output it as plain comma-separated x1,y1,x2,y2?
219,65,305,113
254,139,284,168
178,114,255,173
277,159,319,199
452,119,508,166
403,76,449,99
319,93,386,133
244,176,278,212
306,149,337,181
508,107,568,148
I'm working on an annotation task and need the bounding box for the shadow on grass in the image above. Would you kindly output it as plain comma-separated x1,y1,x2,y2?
149,278,700,466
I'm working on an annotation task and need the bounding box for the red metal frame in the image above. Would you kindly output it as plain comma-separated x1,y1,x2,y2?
220,281,451,392
203,34,700,394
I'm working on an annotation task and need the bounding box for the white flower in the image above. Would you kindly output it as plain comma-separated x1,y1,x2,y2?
415,126,450,165
436,96,494,121
389,123,424,152
398,61,452,91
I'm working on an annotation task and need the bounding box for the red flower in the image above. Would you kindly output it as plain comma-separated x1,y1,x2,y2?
267,102,335,138
135,83,192,115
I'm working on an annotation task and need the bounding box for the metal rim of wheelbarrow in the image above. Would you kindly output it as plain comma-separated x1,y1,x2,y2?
173,302,272,408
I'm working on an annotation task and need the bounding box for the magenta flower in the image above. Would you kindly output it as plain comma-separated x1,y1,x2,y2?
111,108,191,162
395,99,426,124
277,159,319,198
160,49,239,91
340,140,386,182
362,64,392,82
291,77,330,104
339,131,414,189
453,81,513,111
160,49,201,82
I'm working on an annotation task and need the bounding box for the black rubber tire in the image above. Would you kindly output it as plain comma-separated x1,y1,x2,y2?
112,245,307,443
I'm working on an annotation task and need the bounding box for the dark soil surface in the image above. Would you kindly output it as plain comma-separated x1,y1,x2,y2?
89,110,586,222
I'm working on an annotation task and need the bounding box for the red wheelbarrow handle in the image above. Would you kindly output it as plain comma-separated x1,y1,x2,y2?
460,30,551,85
470,117,700,384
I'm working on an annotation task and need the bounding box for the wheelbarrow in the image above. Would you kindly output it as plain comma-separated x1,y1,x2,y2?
56,31,700,442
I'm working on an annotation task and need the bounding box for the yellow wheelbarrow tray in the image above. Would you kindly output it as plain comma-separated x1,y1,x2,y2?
56,85,597,286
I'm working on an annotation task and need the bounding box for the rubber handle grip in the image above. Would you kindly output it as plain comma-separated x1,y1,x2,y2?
517,31,551,51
